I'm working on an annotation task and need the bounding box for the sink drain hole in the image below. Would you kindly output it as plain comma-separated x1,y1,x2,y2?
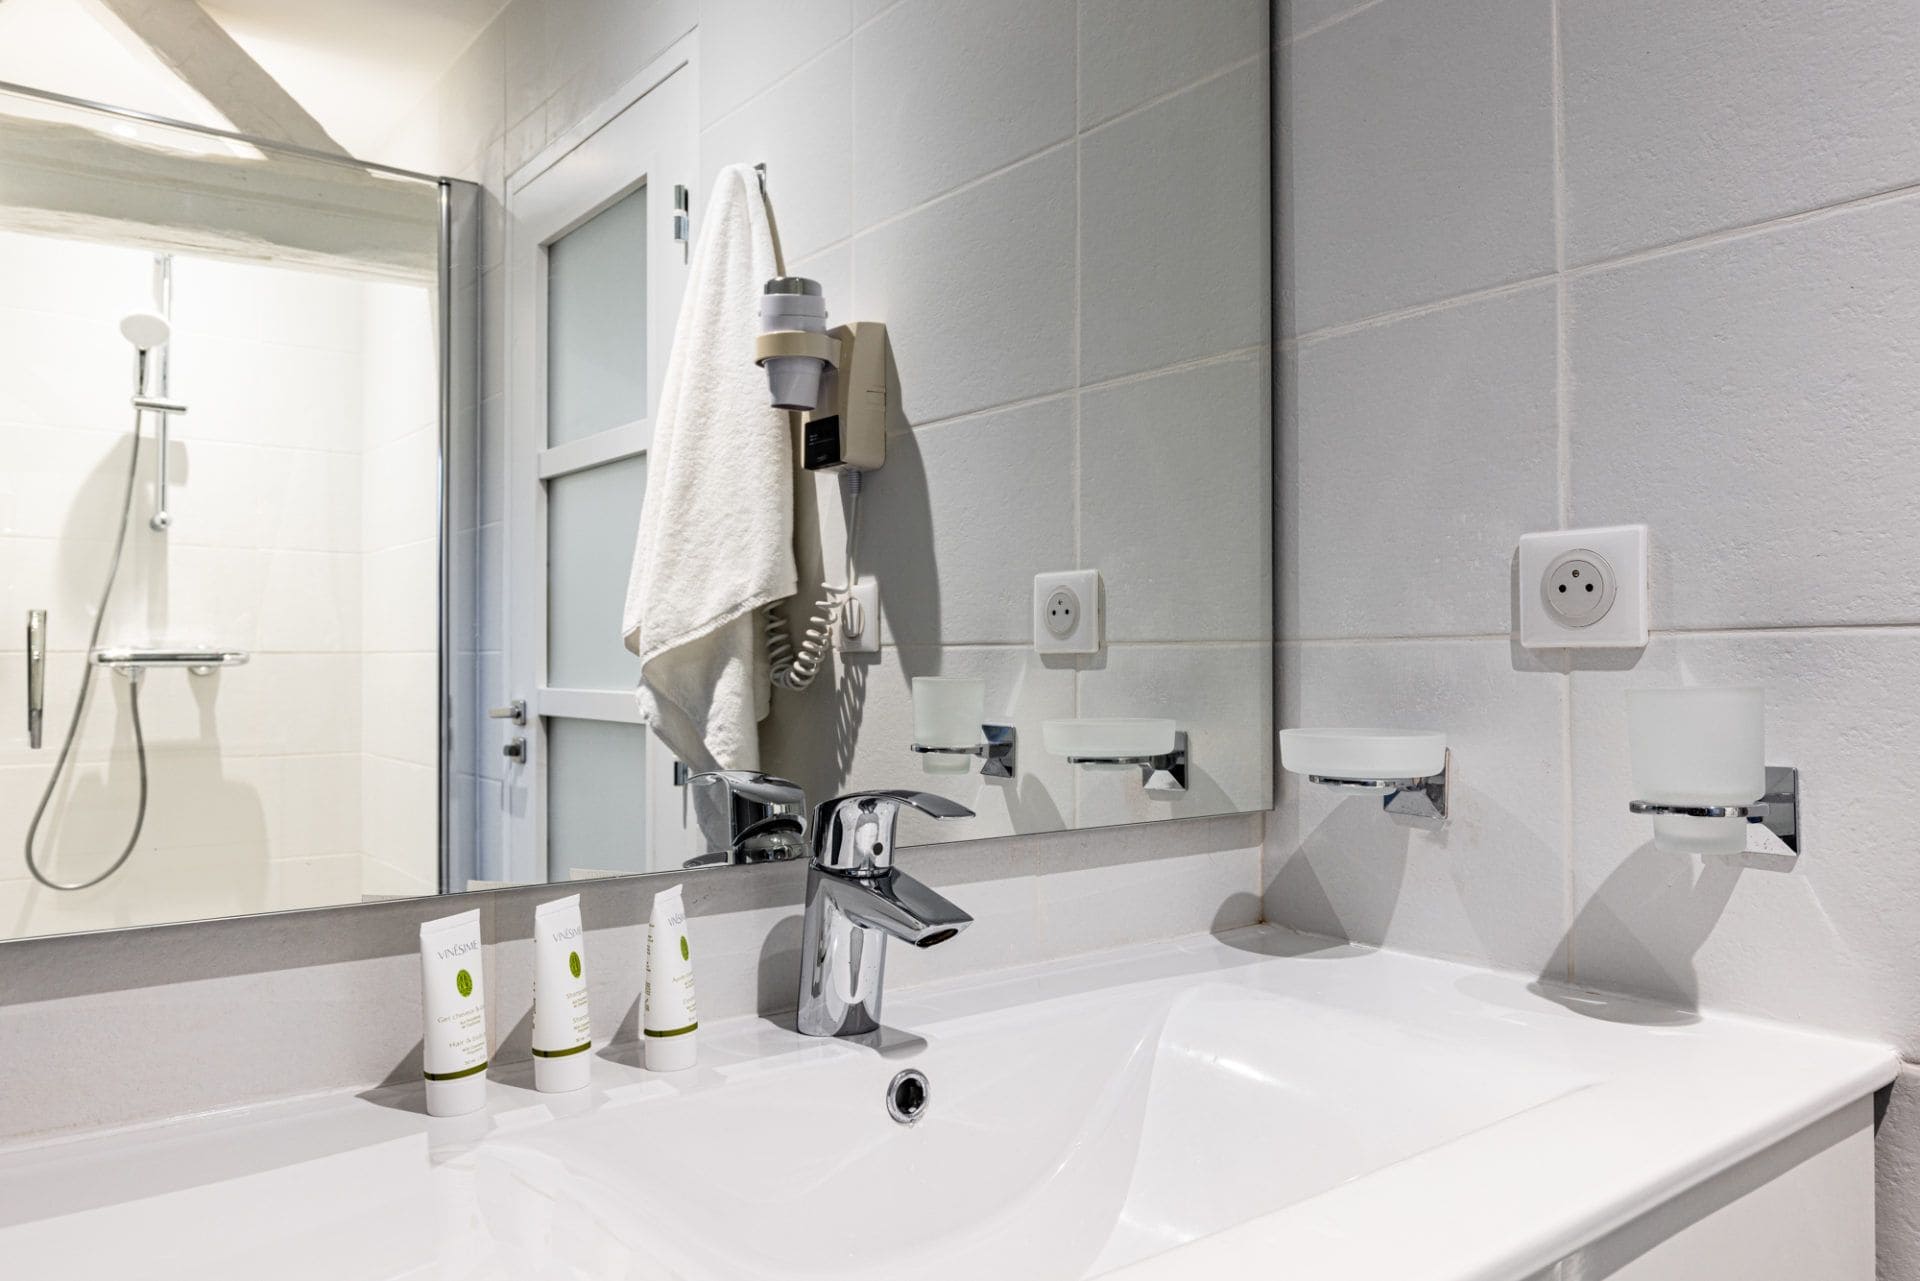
887,1069,929,1125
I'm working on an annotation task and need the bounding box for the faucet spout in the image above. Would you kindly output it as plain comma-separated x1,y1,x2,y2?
824,868,971,948
797,788,976,1036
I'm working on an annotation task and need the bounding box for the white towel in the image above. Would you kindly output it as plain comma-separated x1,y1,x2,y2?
623,165,794,772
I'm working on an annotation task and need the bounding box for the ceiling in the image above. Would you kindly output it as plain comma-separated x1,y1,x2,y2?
0,0,511,157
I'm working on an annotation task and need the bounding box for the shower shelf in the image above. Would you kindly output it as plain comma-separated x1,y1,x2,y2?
92,647,249,677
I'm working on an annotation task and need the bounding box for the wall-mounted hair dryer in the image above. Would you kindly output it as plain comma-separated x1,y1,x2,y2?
754,277,887,472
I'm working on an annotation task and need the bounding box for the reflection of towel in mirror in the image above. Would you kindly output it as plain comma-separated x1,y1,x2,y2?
623,164,794,772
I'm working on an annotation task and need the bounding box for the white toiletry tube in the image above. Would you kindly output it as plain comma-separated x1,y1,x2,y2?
418,909,488,1117
532,894,593,1093
644,884,698,1072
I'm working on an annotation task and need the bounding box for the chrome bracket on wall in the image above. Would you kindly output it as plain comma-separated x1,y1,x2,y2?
1309,748,1451,821
1629,765,1800,856
1067,731,1188,795
911,723,1017,778
673,184,691,260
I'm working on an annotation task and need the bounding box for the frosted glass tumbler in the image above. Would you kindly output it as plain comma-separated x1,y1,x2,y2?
912,678,983,775
1626,686,1765,855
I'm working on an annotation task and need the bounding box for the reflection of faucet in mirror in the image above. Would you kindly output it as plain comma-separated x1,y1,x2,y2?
798,790,973,1037
684,771,808,867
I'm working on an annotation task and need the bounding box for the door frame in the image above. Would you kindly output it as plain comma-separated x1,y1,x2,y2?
502,33,698,883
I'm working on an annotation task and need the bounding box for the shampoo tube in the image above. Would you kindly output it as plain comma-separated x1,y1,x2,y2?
643,884,697,1072
532,894,592,1093
419,909,488,1116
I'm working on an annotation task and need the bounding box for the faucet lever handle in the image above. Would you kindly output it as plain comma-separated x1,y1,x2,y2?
811,789,974,874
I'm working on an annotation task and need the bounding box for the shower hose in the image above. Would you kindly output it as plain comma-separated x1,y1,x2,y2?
23,402,151,891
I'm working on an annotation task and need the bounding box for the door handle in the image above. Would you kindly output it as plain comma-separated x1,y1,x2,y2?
488,699,526,725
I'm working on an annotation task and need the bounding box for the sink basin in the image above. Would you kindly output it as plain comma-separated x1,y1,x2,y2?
479,981,1584,1279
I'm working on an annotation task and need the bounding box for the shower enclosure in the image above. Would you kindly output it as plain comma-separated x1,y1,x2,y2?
0,83,477,940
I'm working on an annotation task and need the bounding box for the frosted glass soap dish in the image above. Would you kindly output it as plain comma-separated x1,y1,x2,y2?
1042,718,1187,795
1279,728,1450,821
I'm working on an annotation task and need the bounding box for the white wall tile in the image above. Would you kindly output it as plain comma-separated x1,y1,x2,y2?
1076,642,1272,826
760,643,1079,842
1561,0,1920,265
1082,352,1269,642
362,540,440,652
1282,284,1558,639
1267,637,1570,975
860,397,1075,645
1278,0,1554,333
362,652,439,768
1568,194,1920,630
1080,59,1268,382
1037,841,1263,958
699,0,852,127
853,149,1076,424
698,40,851,264
852,0,1075,226
170,256,364,353
1568,631,1920,1055
1079,0,1267,128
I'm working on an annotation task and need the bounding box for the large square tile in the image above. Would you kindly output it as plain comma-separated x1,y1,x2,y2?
1078,0,1267,128
1076,642,1272,826
1568,631,1920,1056
1568,194,1920,629
1082,352,1270,642
1267,637,1570,974
698,40,852,263
1279,0,1554,333
852,0,1074,226
1080,59,1269,381
853,150,1076,424
1282,284,1558,639
698,0,851,126
1562,0,1920,264
859,397,1075,645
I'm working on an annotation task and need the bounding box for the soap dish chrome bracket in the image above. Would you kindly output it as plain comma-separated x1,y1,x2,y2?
1308,748,1451,821
1067,731,1189,795
1629,765,1800,856
910,723,1017,778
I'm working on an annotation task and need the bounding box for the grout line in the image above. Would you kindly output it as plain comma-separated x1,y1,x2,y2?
1279,0,1394,47
1286,177,1920,350
1551,0,1576,986
1285,272,1560,348
1077,47,1269,138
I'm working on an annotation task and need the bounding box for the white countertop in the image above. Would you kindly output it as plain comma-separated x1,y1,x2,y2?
0,926,1895,1280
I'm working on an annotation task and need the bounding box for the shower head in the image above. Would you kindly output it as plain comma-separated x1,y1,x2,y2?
119,312,171,350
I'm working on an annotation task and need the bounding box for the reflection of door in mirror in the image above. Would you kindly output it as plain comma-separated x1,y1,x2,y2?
503,47,697,887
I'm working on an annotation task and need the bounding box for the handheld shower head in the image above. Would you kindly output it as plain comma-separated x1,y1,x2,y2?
119,312,171,350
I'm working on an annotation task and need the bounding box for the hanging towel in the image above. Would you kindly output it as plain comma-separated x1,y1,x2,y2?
623,164,794,772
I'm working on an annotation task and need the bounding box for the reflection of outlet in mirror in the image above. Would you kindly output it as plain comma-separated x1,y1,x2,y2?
1518,525,1648,649
840,577,880,654
1034,569,1101,654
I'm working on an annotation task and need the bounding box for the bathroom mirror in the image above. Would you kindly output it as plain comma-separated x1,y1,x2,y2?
0,1,1270,939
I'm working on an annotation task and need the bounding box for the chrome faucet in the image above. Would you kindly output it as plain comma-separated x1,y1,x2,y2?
684,771,808,867
797,790,973,1037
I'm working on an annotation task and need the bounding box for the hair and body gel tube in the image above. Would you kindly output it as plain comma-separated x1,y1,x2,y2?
532,894,592,1093
419,909,488,1116
644,884,697,1072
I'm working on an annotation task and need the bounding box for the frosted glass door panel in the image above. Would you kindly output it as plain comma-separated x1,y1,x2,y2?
548,718,647,878
547,185,648,445
547,454,646,689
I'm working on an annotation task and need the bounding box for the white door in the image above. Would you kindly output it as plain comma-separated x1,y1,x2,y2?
503,37,699,884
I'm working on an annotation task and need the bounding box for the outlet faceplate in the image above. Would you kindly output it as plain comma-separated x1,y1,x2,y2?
1518,525,1649,649
1033,570,1100,654
840,577,880,654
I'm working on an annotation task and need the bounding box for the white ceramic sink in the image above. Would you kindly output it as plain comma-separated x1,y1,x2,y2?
473,981,1582,1279
0,928,1893,1281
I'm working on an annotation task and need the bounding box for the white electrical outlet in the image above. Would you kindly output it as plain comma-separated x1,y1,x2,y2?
1517,525,1649,649
840,577,880,654
1033,570,1100,654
